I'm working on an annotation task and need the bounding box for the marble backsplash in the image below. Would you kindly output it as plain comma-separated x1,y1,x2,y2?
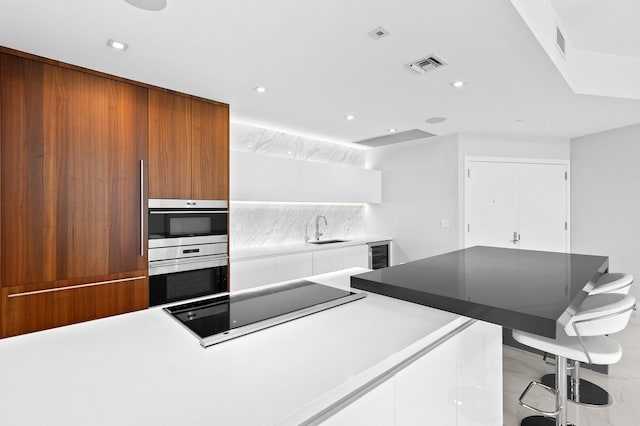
230,122,368,250
230,203,365,248
231,122,365,167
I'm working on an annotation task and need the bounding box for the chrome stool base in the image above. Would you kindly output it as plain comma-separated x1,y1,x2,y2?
541,374,612,407
521,415,574,426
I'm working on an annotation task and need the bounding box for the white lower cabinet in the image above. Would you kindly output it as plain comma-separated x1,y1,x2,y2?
321,379,396,426
230,257,277,292
231,244,370,292
343,244,369,269
275,252,313,282
321,320,502,426
395,334,458,425
312,249,345,274
456,321,503,426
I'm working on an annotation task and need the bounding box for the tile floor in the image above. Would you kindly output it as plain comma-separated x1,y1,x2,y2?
503,311,640,425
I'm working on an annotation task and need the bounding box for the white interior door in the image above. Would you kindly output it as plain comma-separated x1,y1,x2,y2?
518,163,568,252
465,162,520,248
465,158,569,252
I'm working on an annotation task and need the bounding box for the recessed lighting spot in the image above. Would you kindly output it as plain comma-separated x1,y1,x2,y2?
107,39,128,51
388,128,397,133
124,0,167,11
450,80,465,88
425,117,447,124
345,114,355,121
254,86,267,93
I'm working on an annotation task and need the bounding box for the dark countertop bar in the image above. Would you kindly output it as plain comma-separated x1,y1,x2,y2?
351,246,609,338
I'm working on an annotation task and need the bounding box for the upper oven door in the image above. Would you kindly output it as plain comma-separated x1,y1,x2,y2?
148,199,228,248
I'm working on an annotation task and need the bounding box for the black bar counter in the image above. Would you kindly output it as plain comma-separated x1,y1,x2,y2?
351,246,608,338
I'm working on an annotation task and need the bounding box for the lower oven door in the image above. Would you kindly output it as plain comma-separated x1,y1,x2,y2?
149,256,228,307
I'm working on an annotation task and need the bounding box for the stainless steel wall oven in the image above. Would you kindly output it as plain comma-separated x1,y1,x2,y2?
148,199,228,306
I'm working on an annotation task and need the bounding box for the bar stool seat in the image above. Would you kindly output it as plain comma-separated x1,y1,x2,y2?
542,274,634,407
514,330,622,365
513,293,635,426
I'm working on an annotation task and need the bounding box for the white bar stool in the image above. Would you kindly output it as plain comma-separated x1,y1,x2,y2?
541,273,634,407
513,292,636,426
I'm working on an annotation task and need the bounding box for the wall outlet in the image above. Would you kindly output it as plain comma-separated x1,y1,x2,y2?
440,218,450,229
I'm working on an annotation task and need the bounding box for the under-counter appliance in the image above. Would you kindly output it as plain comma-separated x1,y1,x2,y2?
148,199,228,306
148,199,228,248
165,280,366,347
368,240,390,269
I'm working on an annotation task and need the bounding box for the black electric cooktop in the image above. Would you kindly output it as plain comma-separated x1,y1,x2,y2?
165,280,366,347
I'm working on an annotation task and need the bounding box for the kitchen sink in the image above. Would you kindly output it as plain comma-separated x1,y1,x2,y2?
308,239,349,245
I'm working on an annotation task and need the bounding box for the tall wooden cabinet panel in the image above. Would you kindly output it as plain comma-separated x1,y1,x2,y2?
147,89,192,199
148,90,229,200
191,99,229,200
0,52,148,336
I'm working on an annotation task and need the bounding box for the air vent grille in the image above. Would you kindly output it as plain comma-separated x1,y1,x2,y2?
353,129,436,148
407,54,447,74
556,27,566,57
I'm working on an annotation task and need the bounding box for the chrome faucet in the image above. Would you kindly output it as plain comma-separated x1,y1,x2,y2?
315,215,327,241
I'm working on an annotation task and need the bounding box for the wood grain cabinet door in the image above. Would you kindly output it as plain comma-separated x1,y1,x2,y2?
191,100,229,200
0,54,147,286
147,89,192,199
1,274,148,338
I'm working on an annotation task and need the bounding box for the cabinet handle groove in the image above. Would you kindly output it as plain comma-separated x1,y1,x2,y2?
7,276,147,298
140,159,145,257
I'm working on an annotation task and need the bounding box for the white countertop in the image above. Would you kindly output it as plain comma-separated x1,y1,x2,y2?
231,236,392,261
0,268,465,426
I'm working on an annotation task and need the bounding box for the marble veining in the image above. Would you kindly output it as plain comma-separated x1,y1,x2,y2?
231,122,365,167
230,203,365,249
229,122,367,249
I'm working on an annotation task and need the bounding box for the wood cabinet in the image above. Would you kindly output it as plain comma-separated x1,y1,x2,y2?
148,89,229,200
1,274,148,338
0,52,148,336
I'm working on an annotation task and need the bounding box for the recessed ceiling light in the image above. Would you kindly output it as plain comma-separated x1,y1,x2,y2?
388,128,397,133
450,80,465,88
107,39,128,51
254,86,267,93
345,114,355,120
425,117,447,124
124,0,167,11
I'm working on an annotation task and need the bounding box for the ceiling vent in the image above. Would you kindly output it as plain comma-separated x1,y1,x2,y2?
556,27,566,58
407,55,447,74
353,129,436,148
368,26,390,40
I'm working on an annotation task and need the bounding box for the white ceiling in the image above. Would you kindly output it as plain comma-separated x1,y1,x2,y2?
1,0,640,145
553,0,640,58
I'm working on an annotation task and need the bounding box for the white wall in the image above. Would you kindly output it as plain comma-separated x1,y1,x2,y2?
457,133,570,247
364,132,570,265
571,124,640,299
366,135,459,265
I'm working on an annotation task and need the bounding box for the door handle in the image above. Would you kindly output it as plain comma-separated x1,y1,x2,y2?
510,231,520,244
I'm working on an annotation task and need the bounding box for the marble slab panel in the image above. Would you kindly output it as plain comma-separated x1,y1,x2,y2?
230,203,365,249
231,122,365,167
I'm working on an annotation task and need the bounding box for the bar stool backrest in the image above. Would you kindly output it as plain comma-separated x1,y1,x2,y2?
589,273,633,295
565,293,635,338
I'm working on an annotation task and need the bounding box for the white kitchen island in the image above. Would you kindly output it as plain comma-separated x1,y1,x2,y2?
0,268,502,426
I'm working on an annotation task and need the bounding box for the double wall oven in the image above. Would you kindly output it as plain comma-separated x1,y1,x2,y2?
148,199,228,306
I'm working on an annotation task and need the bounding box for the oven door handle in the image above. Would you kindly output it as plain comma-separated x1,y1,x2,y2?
149,256,228,276
149,211,228,214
